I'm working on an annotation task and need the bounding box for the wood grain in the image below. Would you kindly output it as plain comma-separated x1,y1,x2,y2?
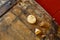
0,0,60,40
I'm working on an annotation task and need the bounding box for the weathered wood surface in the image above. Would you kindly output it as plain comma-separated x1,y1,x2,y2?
0,0,60,40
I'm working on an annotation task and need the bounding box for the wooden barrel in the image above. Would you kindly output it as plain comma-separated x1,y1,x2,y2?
0,0,60,40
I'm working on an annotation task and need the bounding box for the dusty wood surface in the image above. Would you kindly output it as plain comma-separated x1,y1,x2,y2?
0,0,60,40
